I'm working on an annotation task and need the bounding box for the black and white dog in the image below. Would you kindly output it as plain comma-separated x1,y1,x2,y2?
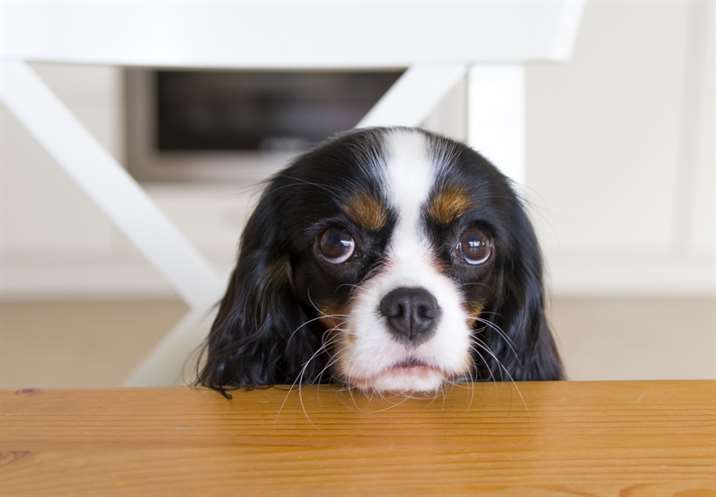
198,127,563,396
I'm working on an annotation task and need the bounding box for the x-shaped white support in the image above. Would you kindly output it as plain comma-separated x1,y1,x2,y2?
0,61,525,386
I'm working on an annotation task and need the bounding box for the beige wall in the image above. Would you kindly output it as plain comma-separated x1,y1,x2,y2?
1,0,714,298
528,0,716,294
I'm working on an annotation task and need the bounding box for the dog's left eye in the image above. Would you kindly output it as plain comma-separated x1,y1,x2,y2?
457,227,493,265
317,227,356,264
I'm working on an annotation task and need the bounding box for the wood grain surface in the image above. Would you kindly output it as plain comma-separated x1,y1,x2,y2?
1,381,714,497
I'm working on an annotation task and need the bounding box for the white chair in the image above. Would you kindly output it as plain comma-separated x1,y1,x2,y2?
0,0,585,385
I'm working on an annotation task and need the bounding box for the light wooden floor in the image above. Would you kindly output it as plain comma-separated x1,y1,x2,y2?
1,297,714,388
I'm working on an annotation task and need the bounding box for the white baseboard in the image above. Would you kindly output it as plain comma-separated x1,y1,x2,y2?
0,257,232,300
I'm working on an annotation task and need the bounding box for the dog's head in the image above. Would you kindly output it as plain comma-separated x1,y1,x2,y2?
198,127,562,395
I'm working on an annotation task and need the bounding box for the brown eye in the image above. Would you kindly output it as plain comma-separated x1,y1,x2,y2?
318,227,356,264
458,227,493,265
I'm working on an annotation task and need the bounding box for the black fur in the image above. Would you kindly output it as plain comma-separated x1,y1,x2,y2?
197,127,563,396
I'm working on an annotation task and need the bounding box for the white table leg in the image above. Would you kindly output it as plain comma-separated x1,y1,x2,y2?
467,65,526,186
358,65,467,128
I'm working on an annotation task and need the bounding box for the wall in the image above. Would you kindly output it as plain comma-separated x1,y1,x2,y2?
1,0,714,298
528,0,715,295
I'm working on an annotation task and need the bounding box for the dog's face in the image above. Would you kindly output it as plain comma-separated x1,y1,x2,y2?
199,127,562,395
289,130,497,392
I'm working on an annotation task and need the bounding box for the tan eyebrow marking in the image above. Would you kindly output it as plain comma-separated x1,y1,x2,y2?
344,192,388,231
465,301,484,328
427,186,472,224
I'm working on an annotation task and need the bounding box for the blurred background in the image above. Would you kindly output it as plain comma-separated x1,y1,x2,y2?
1,0,714,388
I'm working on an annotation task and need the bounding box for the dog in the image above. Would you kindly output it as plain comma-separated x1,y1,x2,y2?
197,127,563,396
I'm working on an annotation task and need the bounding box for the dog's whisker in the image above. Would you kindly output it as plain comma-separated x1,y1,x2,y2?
462,361,476,410
371,393,411,413
310,348,343,385
471,337,527,410
295,338,340,425
474,317,520,361
275,328,344,423
468,342,497,384
285,313,344,345
336,283,363,291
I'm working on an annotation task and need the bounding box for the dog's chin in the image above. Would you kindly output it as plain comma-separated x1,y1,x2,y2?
346,363,447,393
372,368,446,393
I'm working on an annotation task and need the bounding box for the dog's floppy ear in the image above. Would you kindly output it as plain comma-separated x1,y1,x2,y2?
196,188,322,396
485,197,564,381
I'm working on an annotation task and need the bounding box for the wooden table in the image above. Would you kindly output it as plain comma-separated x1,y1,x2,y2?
1,381,714,496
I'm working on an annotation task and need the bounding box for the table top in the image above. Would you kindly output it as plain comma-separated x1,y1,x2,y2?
1,380,714,496
0,1,585,67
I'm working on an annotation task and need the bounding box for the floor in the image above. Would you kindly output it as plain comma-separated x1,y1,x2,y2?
1,297,714,388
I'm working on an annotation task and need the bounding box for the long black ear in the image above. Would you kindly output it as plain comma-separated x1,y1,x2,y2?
484,197,564,381
196,190,323,396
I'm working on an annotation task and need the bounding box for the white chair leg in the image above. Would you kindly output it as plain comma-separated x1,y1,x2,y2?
124,306,217,387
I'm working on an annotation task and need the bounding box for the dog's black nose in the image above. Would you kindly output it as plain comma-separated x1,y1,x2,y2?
379,287,441,346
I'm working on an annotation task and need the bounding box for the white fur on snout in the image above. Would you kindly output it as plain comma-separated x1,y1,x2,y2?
337,129,472,392
343,255,472,389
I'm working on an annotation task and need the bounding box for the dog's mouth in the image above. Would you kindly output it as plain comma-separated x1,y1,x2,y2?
386,357,437,374
345,357,449,392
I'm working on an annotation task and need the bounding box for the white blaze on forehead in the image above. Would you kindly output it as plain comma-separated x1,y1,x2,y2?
338,129,472,391
383,130,434,258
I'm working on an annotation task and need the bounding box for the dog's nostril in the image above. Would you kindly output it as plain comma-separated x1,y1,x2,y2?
395,302,407,318
381,299,405,319
378,287,442,346
417,303,436,319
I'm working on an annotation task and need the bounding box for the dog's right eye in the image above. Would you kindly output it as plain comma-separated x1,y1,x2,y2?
317,228,355,264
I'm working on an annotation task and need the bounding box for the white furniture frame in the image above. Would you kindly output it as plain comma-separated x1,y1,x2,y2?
0,1,584,386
